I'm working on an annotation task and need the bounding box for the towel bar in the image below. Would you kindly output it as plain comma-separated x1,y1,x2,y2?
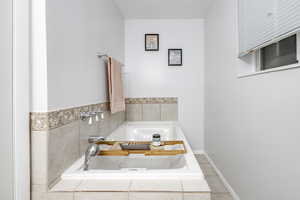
96,53,124,66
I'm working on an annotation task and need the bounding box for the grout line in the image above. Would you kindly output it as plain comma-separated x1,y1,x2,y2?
141,104,144,121
129,191,184,193
128,180,133,192
211,192,231,194
74,180,83,192
127,188,130,200
179,180,184,200
160,104,162,120
159,104,162,121
72,190,131,193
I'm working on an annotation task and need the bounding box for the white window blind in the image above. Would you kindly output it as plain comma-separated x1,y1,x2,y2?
276,0,300,37
239,0,300,57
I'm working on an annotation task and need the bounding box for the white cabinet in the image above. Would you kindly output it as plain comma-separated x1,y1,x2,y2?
239,0,300,55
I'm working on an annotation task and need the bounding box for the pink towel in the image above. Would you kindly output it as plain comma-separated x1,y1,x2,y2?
107,57,125,113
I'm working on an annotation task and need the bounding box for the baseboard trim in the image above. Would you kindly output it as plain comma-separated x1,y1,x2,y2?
201,152,240,200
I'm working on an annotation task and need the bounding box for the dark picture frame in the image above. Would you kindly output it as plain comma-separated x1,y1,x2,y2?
145,34,159,51
168,49,183,66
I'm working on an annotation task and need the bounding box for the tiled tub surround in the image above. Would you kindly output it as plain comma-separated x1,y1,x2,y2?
31,102,125,199
38,121,211,200
31,98,195,200
31,103,110,131
125,97,178,121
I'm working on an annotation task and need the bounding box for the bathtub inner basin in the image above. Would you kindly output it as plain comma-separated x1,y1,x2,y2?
88,155,186,170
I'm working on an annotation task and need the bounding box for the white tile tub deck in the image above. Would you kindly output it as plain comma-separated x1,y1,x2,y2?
42,153,235,200
50,178,210,200
51,179,210,193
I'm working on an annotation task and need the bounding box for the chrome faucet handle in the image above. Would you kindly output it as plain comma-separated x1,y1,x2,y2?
80,112,91,121
94,111,104,122
80,111,105,122
88,136,105,144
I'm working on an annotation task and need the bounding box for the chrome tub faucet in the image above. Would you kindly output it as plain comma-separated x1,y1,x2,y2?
83,136,105,171
88,136,105,144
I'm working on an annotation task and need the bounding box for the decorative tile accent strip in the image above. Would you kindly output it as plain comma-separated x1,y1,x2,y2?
31,102,109,131
125,97,178,104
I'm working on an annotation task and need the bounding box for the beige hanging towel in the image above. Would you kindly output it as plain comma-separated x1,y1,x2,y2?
107,57,125,114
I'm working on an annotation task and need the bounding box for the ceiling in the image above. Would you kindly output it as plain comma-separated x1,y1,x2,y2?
113,0,212,19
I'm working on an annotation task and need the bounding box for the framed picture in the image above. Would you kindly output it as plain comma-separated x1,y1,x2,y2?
168,49,183,66
145,34,159,51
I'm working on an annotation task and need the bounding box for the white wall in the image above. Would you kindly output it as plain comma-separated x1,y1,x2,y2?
125,19,205,150
46,0,124,111
13,0,30,199
31,0,48,112
205,0,300,199
0,0,14,199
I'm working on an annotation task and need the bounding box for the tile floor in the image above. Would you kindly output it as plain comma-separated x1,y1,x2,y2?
195,154,234,200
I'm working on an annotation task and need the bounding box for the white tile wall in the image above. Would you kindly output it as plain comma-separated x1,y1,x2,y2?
129,192,182,200
183,193,211,200
181,179,210,192
47,192,74,200
76,180,130,192
130,180,181,192
142,104,161,121
126,103,178,122
31,131,49,185
48,121,80,185
126,104,142,121
51,180,82,192
161,104,178,121
31,110,126,193
74,192,129,200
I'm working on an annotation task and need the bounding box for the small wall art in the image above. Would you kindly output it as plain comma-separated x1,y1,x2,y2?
145,34,159,51
168,49,183,66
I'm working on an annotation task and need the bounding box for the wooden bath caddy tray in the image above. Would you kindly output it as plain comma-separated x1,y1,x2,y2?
95,141,186,156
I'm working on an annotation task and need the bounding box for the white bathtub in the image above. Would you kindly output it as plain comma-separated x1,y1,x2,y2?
62,121,204,180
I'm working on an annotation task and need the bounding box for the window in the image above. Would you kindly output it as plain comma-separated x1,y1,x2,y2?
256,34,300,71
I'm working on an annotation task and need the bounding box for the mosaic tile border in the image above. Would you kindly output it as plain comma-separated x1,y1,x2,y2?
31,102,109,131
125,97,178,104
